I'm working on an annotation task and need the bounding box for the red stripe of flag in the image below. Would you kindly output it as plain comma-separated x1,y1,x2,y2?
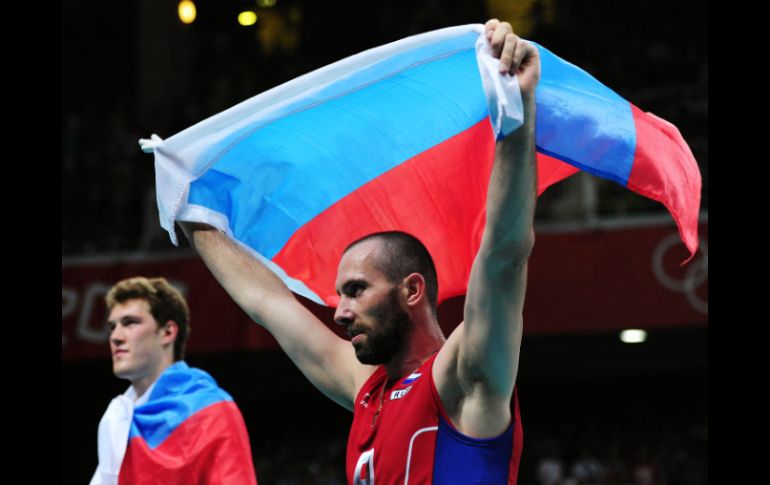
119,401,257,484
628,104,701,261
273,118,497,306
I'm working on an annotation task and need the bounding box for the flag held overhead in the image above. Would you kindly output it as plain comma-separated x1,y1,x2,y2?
145,24,701,306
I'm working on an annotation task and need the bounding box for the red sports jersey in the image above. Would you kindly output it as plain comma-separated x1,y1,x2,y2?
346,354,523,484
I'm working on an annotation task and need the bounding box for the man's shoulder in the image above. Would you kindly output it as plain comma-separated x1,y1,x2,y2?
148,362,233,404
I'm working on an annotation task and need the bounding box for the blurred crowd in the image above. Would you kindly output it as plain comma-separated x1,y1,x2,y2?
244,410,707,484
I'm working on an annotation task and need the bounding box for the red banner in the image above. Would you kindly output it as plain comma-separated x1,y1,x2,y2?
62,216,707,361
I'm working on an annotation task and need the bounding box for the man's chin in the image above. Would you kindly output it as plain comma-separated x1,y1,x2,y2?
356,355,380,365
355,347,390,366
354,347,376,365
112,365,132,380
353,347,368,363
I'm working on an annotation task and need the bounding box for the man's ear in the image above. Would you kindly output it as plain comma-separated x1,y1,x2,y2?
161,320,179,346
402,273,426,307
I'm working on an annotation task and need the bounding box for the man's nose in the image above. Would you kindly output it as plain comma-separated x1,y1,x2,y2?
109,325,124,344
334,299,354,327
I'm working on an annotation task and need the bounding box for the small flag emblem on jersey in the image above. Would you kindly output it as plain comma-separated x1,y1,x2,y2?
402,372,422,385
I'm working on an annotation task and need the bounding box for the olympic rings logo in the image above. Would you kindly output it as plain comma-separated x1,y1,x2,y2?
652,233,708,314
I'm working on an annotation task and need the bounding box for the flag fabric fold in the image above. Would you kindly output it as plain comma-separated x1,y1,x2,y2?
148,24,701,306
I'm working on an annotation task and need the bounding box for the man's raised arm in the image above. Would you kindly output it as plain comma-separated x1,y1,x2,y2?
434,19,540,437
180,222,366,409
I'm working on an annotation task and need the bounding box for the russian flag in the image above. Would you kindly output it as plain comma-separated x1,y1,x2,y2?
402,372,423,385
148,24,701,307
118,363,257,484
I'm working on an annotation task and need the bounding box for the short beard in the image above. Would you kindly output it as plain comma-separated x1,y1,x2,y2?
354,288,411,365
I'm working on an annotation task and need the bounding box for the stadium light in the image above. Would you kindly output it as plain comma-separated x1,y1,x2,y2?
238,11,258,26
178,1,197,24
619,329,647,344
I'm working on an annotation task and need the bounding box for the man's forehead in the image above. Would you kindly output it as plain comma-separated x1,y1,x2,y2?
340,239,382,265
108,298,151,320
336,239,385,283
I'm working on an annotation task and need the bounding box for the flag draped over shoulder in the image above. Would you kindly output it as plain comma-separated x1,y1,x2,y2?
148,24,701,307
119,363,257,484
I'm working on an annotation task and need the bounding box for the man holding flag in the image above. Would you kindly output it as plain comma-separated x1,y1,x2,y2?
180,18,536,484
90,276,258,484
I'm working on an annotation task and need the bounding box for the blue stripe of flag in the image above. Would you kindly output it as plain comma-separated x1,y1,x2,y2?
188,32,488,259
128,362,233,449
534,42,636,185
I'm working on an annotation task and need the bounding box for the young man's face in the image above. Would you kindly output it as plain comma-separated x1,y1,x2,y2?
334,240,411,365
108,299,172,384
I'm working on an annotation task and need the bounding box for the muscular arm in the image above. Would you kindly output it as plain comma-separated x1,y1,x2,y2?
434,20,539,437
181,222,367,409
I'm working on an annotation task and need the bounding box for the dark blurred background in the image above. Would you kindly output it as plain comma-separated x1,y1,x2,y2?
63,1,707,483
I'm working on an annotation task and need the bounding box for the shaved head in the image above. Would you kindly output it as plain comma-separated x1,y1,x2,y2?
344,231,438,312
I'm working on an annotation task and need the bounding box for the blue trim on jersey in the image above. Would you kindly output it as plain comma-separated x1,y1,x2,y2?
128,362,233,449
432,415,513,484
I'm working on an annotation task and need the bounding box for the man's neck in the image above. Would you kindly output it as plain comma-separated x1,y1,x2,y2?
384,316,445,381
131,360,174,400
